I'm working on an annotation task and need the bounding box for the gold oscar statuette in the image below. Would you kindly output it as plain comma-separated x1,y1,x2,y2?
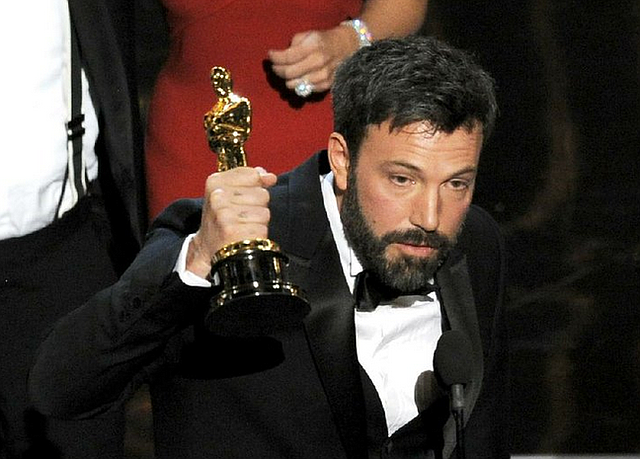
203,66,310,336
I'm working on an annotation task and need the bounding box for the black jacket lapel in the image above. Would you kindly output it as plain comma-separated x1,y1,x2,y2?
435,251,484,459
269,153,369,458
303,231,368,459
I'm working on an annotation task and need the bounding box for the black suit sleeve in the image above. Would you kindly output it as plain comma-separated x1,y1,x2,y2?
28,199,211,419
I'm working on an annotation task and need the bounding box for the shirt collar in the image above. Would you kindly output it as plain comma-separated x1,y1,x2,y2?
320,172,363,293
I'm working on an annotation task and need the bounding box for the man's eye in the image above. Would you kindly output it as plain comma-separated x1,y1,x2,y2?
390,175,414,186
448,179,469,190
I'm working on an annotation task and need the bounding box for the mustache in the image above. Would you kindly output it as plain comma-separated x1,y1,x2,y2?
380,229,451,249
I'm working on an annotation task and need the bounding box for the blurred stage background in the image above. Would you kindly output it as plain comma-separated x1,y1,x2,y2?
424,0,640,454
126,0,640,456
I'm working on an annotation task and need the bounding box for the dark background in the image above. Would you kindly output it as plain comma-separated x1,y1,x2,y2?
127,0,640,456
423,0,640,454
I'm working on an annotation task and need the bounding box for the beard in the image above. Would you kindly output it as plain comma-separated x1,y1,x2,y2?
340,170,459,293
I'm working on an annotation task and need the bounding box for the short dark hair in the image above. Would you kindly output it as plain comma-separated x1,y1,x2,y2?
332,36,497,159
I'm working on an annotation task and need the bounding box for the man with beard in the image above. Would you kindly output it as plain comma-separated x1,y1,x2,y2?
30,36,509,458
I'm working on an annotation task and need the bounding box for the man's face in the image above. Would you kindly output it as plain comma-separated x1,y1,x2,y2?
331,121,483,292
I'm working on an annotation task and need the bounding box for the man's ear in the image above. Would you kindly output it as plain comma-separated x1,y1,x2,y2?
328,132,350,193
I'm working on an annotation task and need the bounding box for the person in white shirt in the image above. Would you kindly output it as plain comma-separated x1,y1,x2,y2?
0,0,144,457
30,36,509,458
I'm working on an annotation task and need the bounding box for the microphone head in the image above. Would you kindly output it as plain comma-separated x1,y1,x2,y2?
433,330,473,387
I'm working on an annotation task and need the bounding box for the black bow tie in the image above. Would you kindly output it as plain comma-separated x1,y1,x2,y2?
353,270,438,312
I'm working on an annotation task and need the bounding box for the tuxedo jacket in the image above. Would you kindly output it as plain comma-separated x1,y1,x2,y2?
68,0,146,263
30,152,509,458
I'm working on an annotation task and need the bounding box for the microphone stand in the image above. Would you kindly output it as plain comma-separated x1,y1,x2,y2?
451,384,465,459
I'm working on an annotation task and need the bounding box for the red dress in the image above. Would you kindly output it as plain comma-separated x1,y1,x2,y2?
145,0,362,218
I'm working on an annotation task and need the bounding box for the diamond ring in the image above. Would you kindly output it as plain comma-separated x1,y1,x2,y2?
294,79,314,98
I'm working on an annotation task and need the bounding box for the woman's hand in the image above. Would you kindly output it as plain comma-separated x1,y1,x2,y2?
268,24,359,95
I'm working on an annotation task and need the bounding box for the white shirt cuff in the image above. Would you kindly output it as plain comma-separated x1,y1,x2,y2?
174,234,212,287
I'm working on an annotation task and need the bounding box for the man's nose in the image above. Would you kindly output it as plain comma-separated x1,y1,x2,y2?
410,189,439,232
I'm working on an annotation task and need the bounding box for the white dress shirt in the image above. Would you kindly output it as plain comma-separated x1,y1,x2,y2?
0,0,99,239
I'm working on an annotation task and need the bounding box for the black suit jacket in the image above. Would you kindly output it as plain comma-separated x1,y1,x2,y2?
30,152,509,458
68,0,146,265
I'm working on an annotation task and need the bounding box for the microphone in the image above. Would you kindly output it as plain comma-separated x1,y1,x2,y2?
433,330,474,459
